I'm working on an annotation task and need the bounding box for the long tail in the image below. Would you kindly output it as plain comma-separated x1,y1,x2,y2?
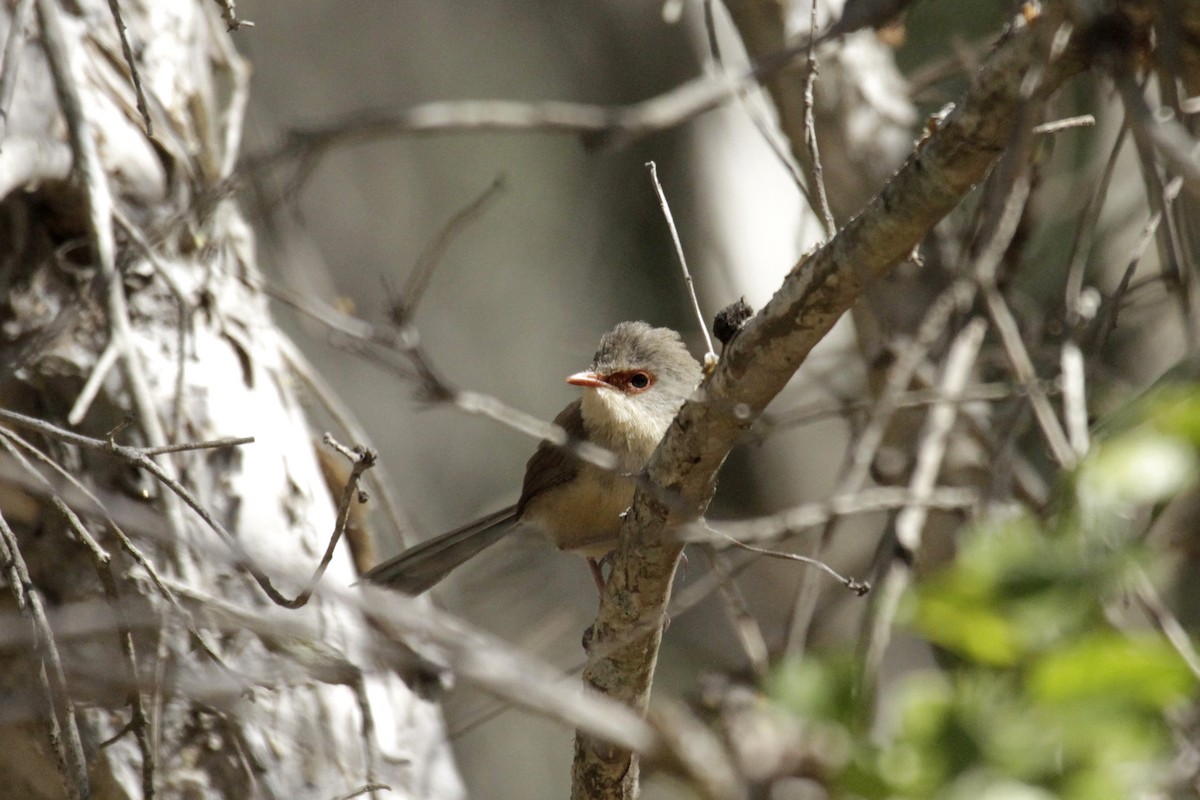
362,505,519,594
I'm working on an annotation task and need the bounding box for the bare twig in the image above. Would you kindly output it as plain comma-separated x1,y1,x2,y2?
278,337,420,550
1113,68,1197,342
103,0,153,136
800,0,835,236
0,509,90,799
277,436,376,609
0,428,241,675
1064,118,1129,325
646,161,716,363
1132,569,1200,680
0,409,302,603
699,0,815,205
0,0,34,139
575,8,1085,793
111,207,197,440
254,270,626,475
895,320,987,553
1092,199,1170,354
210,0,253,31
760,379,1054,434
716,532,867,594
858,317,987,707
687,486,979,546
331,784,391,800
391,175,506,325
239,29,909,194
984,287,1076,466
138,436,255,457
784,279,975,656
1060,342,1089,458
697,547,770,676
67,340,120,425
37,0,194,573
51,497,156,797
1031,114,1095,135
1115,71,1200,190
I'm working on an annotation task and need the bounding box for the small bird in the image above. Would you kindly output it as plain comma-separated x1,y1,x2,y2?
364,321,703,594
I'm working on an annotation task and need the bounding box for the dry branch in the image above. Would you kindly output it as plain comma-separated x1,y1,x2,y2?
572,5,1091,796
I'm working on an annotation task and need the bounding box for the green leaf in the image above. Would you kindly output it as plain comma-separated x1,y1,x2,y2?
1029,633,1196,710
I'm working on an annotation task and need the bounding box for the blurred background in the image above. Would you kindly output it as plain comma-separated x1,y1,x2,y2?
228,1,1175,797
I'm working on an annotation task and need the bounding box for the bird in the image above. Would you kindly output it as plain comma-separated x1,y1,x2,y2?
364,321,703,594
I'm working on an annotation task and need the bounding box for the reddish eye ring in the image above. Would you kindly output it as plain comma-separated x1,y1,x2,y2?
601,370,656,393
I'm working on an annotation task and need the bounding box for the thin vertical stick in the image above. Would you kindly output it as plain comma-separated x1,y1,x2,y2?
646,161,716,362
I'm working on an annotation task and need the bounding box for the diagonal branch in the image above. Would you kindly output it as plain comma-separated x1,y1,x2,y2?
572,4,1090,797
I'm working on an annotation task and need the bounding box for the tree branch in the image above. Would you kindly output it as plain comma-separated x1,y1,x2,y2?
572,5,1089,797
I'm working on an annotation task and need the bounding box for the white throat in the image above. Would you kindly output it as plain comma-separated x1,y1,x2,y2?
579,387,676,472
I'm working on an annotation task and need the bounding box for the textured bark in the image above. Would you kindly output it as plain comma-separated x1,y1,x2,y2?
0,2,461,798
572,3,1092,796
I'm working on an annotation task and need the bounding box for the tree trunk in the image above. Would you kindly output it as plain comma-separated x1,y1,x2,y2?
0,1,461,797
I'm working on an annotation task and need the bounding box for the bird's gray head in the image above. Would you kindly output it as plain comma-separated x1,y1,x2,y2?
567,321,702,458
590,321,701,399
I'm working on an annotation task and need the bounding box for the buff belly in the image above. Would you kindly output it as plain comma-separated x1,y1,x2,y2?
520,462,635,558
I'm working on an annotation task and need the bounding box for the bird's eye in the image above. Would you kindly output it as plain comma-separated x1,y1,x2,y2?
630,373,650,389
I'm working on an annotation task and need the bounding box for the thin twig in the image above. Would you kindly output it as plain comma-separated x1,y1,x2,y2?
139,436,254,456
278,337,420,550
211,0,253,31
1092,200,1169,354
966,75,1076,468
1113,68,1197,343
760,379,1055,435
858,317,987,708
255,270,626,475
1064,118,1129,325
330,784,391,800
894,319,988,552
112,207,196,440
68,340,120,425
984,287,1077,466
37,0,193,570
277,435,376,609
239,31,882,195
686,485,979,545
0,408,302,606
203,1,251,180
699,0,814,203
103,0,153,136
716,532,868,594
801,0,836,236
392,175,506,325
51,497,156,798
0,0,35,140
783,280,975,657
1115,70,1200,190
646,161,716,363
0,427,247,677
0,509,90,799
1132,569,1200,680
1060,342,1089,458
1031,114,1095,135
698,547,770,676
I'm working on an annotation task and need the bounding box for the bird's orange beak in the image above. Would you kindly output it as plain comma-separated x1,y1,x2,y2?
566,371,609,389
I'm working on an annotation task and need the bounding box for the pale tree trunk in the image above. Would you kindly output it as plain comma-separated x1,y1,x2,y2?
0,1,461,797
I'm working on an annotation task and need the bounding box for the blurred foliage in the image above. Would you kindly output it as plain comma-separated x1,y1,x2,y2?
766,382,1200,798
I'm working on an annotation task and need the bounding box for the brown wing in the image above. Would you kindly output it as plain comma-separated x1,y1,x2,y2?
517,400,584,513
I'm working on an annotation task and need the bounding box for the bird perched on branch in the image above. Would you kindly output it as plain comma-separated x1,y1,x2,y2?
364,321,703,594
